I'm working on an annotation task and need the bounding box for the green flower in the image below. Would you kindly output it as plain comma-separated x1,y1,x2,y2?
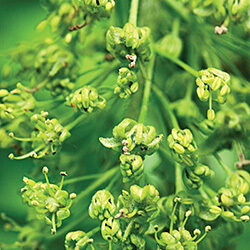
101,217,122,243
8,111,71,160
100,118,163,157
196,68,230,120
21,167,76,234
0,83,35,121
114,68,138,99
118,185,160,221
168,128,198,167
120,154,144,183
65,231,93,250
66,86,106,113
106,23,151,67
89,190,116,220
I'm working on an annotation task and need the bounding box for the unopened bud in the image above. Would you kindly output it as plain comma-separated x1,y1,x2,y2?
42,166,49,174
241,206,250,214
8,132,14,138
194,229,201,236
8,153,14,160
60,171,68,177
238,194,246,203
23,177,29,184
240,215,249,222
209,205,222,214
185,210,192,217
205,226,211,232
70,193,77,200
207,109,215,121
31,200,39,206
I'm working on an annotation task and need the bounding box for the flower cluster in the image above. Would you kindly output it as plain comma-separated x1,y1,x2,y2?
80,0,116,18
114,67,138,99
100,118,163,157
66,86,106,113
39,0,115,40
168,128,198,166
118,185,160,221
65,230,93,250
196,68,230,120
88,185,160,249
106,23,151,67
21,167,76,234
0,83,35,121
119,154,144,183
168,128,214,189
209,170,250,222
9,111,70,160
179,0,249,26
5,38,78,96
100,118,163,182
155,219,211,250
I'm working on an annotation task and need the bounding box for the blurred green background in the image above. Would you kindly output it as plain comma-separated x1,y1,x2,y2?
0,0,249,249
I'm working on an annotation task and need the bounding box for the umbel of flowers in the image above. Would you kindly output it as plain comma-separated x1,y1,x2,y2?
21,167,76,234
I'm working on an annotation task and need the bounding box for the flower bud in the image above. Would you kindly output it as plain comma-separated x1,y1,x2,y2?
31,200,39,207
205,225,211,232
238,194,246,203
209,205,222,214
161,232,176,245
101,217,121,242
70,193,77,200
194,229,201,236
120,154,144,183
168,128,198,166
240,215,249,222
114,67,138,98
207,109,215,121
222,211,234,218
42,166,49,174
241,206,250,214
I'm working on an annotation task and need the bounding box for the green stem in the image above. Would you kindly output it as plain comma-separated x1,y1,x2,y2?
47,213,88,240
152,85,179,129
169,201,178,234
175,163,184,193
65,114,86,131
129,0,140,26
87,227,100,237
1,213,22,231
123,219,135,242
163,0,189,21
62,173,102,185
214,153,234,176
22,79,48,94
185,81,193,100
138,55,155,123
108,240,112,250
235,140,245,163
51,213,56,234
154,47,199,77
172,18,180,36
203,184,217,198
152,86,185,193
158,147,175,165
73,167,119,205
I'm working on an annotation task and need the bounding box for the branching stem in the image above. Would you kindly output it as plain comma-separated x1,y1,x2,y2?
129,0,140,26
138,55,155,123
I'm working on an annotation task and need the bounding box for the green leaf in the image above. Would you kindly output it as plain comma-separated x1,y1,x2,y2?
99,137,120,148
199,209,220,221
